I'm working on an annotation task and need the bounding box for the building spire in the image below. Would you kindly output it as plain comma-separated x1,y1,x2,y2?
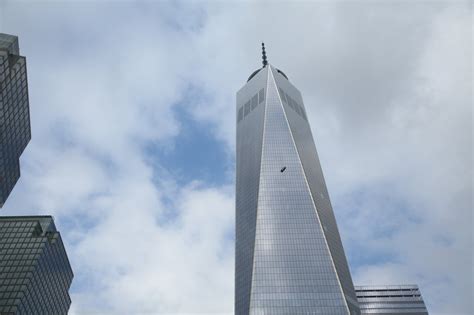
262,42,268,67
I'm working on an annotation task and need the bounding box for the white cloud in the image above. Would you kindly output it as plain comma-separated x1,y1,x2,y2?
69,183,234,314
0,1,471,314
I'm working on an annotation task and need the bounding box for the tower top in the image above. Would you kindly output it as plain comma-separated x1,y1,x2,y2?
262,42,268,67
0,33,20,55
247,42,288,82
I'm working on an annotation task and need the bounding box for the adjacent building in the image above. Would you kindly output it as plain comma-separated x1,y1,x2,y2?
0,216,73,314
235,44,360,314
355,285,428,315
0,33,31,208
0,35,73,314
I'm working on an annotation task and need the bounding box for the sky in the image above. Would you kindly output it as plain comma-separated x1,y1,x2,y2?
0,1,472,314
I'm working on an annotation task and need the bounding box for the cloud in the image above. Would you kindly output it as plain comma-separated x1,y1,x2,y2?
69,182,234,314
0,1,471,314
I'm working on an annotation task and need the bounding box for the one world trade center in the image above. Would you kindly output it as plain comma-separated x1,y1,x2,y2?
235,44,360,315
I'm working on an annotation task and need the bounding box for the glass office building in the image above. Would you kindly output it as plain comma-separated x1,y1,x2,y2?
355,285,428,314
235,45,359,314
0,33,31,208
0,216,73,314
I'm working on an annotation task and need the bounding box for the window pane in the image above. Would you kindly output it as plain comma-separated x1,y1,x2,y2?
238,106,243,122
259,88,265,104
251,94,258,110
244,101,251,116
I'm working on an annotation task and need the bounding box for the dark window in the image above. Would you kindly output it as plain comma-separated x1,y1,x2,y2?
287,95,294,109
244,101,251,116
258,89,265,104
238,107,243,122
251,94,258,110
294,102,301,115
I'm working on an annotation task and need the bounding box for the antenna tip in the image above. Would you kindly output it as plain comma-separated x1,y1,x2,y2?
261,42,268,67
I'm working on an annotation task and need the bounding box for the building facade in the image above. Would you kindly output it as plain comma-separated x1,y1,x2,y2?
0,33,31,208
235,44,359,314
0,216,73,314
355,285,428,315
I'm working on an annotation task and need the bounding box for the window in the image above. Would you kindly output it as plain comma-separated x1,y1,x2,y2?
251,94,258,110
258,88,265,104
287,95,294,109
294,102,301,115
279,87,287,103
244,101,251,116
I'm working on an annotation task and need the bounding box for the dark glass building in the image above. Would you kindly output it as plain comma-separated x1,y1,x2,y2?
355,285,428,315
0,33,31,208
235,44,359,314
0,216,73,314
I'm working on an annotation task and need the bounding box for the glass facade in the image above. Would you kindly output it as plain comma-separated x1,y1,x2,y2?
0,216,73,314
355,285,428,315
0,33,31,208
236,64,359,314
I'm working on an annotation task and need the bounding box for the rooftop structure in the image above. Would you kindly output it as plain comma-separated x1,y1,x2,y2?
355,285,429,315
0,216,73,314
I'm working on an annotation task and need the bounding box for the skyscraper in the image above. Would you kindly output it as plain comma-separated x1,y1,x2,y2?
0,33,31,208
0,216,73,314
235,44,359,314
355,285,429,314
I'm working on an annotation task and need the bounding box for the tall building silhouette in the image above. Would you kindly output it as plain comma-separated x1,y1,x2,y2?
0,216,73,314
235,44,359,314
0,33,31,208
